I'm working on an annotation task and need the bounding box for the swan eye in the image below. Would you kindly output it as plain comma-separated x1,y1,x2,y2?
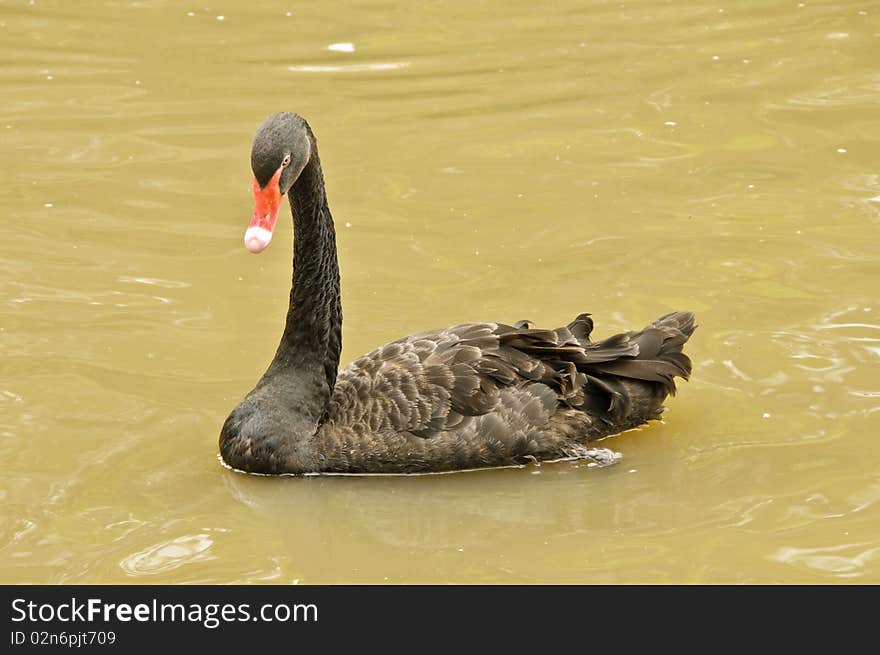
281,154,292,168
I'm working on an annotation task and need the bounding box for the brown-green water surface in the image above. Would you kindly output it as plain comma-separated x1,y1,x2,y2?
2,0,879,583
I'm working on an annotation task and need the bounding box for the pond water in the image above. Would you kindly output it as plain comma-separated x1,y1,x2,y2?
1,0,879,583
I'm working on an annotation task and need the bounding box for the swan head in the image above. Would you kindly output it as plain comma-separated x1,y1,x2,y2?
245,113,312,254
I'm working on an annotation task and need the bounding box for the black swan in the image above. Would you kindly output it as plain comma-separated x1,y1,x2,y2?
219,112,696,475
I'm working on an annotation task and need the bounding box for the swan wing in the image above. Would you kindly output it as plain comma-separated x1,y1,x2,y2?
328,312,695,438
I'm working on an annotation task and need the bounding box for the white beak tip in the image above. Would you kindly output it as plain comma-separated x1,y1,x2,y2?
244,226,273,253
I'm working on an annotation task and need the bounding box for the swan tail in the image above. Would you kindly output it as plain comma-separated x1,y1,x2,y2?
585,311,696,396
494,311,696,421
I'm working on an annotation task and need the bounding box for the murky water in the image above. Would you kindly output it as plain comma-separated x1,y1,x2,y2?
2,0,879,583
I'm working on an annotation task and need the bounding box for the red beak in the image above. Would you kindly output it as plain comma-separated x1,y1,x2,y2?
245,166,283,253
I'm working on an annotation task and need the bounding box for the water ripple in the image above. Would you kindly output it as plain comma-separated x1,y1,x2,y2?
120,533,215,576
288,62,410,73
769,543,880,578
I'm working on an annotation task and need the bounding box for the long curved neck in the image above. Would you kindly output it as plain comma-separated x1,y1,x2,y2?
261,137,342,424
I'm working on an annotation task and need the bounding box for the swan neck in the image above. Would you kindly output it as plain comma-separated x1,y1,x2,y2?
265,141,341,420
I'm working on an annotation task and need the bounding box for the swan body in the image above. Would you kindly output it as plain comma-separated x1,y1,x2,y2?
220,113,696,475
